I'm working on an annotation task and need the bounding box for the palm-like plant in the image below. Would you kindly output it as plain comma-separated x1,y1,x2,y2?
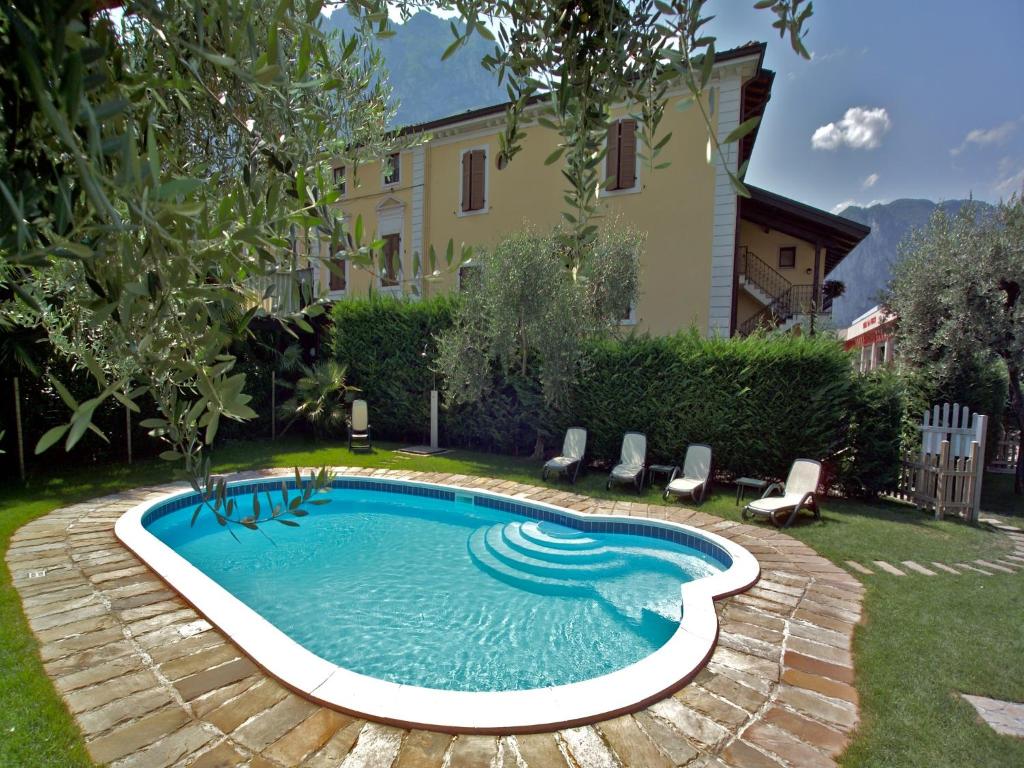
277,361,358,438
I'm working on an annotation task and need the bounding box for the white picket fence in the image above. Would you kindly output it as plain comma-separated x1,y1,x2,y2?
892,403,988,523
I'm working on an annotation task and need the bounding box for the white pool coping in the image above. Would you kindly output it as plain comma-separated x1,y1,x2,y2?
115,470,760,733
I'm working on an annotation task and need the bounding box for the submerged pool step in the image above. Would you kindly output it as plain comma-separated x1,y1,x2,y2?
518,521,600,551
501,522,611,565
467,529,591,597
484,526,626,579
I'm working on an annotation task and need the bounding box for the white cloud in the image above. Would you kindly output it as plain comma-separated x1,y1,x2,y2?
951,119,1020,156
812,107,891,151
831,198,885,215
830,200,856,214
862,173,879,189
995,163,1024,195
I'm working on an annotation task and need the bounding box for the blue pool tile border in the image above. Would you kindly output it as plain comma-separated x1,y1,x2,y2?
141,477,732,569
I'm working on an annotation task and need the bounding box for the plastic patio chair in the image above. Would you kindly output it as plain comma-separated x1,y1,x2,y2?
542,427,587,484
663,443,713,504
348,399,372,451
742,459,822,528
606,432,647,493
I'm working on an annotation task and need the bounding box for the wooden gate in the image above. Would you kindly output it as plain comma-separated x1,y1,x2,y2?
892,404,988,522
988,425,1020,474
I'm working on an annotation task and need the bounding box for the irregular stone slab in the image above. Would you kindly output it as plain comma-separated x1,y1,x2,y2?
446,735,498,767
85,706,189,765
338,723,404,768
900,561,937,576
263,708,353,765
514,732,571,768
598,715,674,768
393,728,452,768
872,560,905,576
975,559,1015,574
560,726,622,768
961,694,1024,738
304,718,366,768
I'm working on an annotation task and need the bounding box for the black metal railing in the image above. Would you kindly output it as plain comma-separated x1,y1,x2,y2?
737,247,792,304
737,283,832,336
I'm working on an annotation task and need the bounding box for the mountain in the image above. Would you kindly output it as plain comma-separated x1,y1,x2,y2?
828,198,995,327
321,10,507,127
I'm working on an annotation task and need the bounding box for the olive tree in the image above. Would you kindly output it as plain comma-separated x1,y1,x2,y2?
1,1,396,483
1,0,811,494
435,223,642,416
886,195,1024,494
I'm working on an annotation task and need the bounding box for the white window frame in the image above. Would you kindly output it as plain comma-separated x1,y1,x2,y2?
376,202,404,296
457,145,490,217
618,301,638,326
599,118,643,198
381,151,401,188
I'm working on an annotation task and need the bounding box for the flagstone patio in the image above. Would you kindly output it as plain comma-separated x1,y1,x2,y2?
8,468,865,768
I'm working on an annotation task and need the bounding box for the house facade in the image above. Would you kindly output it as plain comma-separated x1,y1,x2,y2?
303,42,869,337
843,305,897,372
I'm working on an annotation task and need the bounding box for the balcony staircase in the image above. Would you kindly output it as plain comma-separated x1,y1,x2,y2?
736,248,831,336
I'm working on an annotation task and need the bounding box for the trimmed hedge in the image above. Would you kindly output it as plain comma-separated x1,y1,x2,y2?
327,298,882,480
838,368,906,497
331,296,459,443
571,332,854,478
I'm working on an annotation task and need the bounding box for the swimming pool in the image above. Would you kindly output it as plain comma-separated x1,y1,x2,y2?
117,472,759,731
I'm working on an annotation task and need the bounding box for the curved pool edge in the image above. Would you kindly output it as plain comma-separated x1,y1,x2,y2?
114,470,761,733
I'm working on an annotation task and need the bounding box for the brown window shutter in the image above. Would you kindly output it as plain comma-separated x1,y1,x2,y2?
618,119,637,189
382,234,400,287
470,149,486,210
461,151,473,212
606,121,620,189
329,252,346,291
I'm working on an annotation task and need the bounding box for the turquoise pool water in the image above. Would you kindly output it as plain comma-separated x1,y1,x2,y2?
146,483,723,692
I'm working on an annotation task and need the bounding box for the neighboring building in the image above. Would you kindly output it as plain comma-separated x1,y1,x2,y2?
843,305,897,372
300,42,870,337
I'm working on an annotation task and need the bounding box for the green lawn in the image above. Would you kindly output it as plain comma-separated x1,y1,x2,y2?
1,437,1020,767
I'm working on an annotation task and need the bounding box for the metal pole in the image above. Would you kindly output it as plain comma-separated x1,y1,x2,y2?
125,402,133,465
13,376,25,482
271,371,276,440
430,390,439,450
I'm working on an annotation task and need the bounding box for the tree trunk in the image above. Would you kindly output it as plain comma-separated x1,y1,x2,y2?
13,376,25,483
1008,364,1024,495
531,435,545,461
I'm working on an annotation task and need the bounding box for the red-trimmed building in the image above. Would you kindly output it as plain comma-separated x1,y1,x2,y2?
843,305,897,372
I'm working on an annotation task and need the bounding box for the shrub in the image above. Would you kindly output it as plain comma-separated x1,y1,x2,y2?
330,295,459,442
571,331,854,478
837,368,906,497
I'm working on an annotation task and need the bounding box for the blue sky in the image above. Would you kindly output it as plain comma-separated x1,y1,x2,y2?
708,0,1024,212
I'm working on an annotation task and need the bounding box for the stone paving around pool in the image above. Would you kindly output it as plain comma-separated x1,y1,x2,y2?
8,468,866,768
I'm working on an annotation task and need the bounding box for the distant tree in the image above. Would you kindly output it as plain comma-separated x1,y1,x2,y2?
435,223,641,417
886,196,1024,494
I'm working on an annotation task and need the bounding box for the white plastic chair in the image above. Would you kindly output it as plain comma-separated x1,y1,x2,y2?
664,443,713,504
606,432,647,493
742,459,822,528
348,399,372,451
543,427,587,484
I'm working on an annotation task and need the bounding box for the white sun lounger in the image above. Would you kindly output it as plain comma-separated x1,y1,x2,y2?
543,427,587,484
742,459,822,528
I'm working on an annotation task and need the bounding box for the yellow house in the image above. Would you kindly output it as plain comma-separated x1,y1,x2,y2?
303,42,869,337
